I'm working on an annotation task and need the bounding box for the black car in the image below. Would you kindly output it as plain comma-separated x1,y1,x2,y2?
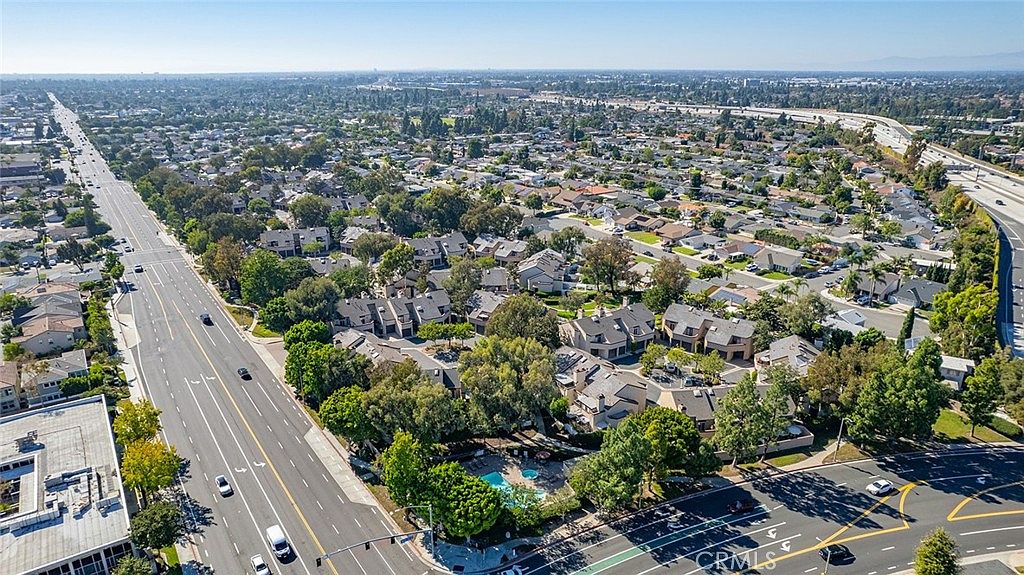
727,498,756,514
199,313,212,325
995,199,1005,205
819,544,852,563
643,250,654,257
237,367,251,380
805,271,820,279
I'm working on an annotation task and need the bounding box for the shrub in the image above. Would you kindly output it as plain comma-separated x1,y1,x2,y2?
988,416,1022,439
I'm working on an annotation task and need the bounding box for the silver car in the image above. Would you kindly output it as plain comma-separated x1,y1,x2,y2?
215,475,232,496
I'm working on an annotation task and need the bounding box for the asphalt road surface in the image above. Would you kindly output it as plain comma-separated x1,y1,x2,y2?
49,95,432,575
504,448,1024,575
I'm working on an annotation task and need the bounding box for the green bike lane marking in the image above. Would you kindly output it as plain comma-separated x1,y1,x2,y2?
568,506,773,575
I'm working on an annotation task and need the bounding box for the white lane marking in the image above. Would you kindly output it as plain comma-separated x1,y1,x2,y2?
960,525,1024,536
302,478,309,488
240,385,263,418
882,546,895,551
317,500,323,510
333,524,339,534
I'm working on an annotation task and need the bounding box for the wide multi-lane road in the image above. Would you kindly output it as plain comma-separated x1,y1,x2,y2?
506,448,1024,575
49,95,430,575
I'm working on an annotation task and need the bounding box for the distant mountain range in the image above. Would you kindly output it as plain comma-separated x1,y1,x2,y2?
836,50,1024,72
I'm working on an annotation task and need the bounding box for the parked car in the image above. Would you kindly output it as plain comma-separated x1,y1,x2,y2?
744,263,758,272
867,479,895,495
805,271,820,279
215,475,232,496
500,567,525,575
643,250,654,257
250,554,271,575
237,367,251,380
727,498,757,514
133,264,143,273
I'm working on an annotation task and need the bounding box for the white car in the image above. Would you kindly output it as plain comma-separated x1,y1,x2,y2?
866,479,895,496
500,566,525,575
250,554,271,575
215,475,232,496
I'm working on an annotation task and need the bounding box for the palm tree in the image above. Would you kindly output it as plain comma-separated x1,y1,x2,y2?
792,277,808,295
861,244,879,266
866,264,886,307
841,271,861,297
776,283,795,301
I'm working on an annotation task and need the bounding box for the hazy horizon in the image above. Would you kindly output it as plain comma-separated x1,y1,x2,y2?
3,1,1023,74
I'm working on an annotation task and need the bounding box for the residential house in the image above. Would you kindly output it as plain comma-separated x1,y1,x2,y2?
259,227,331,257
11,284,86,356
407,232,469,269
648,379,796,434
754,245,803,274
516,248,568,294
336,226,371,255
655,222,700,246
560,302,656,360
940,355,976,392
555,347,646,430
0,360,19,414
472,234,528,265
466,290,507,334
755,335,820,379
19,348,88,409
715,240,763,262
334,290,451,338
480,267,516,294
662,304,756,361
680,233,726,251
888,278,945,309
855,272,902,301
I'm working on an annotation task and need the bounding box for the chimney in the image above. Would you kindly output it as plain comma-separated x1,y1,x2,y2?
597,393,606,413
622,296,629,307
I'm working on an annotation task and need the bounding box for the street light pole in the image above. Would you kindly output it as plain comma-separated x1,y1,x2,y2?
391,504,435,557
832,417,851,464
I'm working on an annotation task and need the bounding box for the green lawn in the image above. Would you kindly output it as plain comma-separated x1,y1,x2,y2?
672,246,699,256
762,271,792,280
724,259,750,270
932,409,1013,443
226,306,254,329
626,231,661,244
569,214,603,225
634,255,659,264
252,324,280,338
161,545,180,567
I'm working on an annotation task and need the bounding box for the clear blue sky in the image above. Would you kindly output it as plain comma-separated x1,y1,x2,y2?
3,1,1022,73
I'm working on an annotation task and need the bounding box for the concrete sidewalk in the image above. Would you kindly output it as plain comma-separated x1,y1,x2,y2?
893,550,1024,574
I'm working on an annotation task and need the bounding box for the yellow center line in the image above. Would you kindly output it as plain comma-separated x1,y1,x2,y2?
744,482,917,573
947,480,1024,522
170,298,341,575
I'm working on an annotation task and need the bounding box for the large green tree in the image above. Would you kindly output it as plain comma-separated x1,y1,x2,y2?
459,336,556,433
568,418,652,511
289,195,331,228
960,355,1004,437
428,462,503,540
914,528,961,575
581,238,636,295
377,431,430,507
443,258,483,317
121,440,181,506
130,500,186,550
240,250,287,306
284,277,340,324
320,386,375,442
714,373,762,466
484,294,561,349
930,284,998,360
113,399,162,445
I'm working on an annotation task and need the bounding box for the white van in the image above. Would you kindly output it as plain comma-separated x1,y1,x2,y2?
266,525,290,559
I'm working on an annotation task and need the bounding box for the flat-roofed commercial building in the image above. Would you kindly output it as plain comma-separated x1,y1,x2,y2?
0,395,135,575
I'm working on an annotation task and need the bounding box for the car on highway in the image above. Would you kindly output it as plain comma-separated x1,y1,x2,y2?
866,479,895,495
133,264,143,273
500,567,525,575
727,498,756,514
974,185,980,189
199,313,212,325
819,544,852,564
237,367,251,380
996,199,1005,205
215,475,232,496
250,554,271,575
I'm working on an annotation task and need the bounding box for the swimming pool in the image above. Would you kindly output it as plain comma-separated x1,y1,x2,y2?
521,468,539,480
479,471,546,501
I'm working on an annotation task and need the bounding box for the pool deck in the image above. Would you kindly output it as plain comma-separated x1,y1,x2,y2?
463,452,567,494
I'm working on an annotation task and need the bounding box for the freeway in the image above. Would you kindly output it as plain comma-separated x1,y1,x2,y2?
48,95,431,575
505,448,1024,575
